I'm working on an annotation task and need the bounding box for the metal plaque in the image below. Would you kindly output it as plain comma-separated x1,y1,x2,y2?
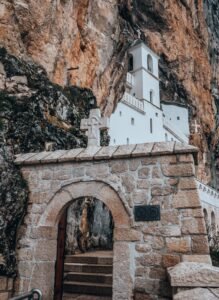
134,205,160,222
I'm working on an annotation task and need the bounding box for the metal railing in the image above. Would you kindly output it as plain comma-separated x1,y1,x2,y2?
10,289,42,300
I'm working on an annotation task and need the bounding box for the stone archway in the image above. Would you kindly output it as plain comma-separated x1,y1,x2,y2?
20,181,133,300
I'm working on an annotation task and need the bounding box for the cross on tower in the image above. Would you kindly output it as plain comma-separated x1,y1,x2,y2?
191,120,201,134
80,108,109,147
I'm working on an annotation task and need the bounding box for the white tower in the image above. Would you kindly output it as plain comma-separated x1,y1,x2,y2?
128,40,160,107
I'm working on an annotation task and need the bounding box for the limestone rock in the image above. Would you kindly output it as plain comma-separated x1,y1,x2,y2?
174,288,219,300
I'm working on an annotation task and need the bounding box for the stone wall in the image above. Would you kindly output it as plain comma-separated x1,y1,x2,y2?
13,142,210,300
0,277,13,300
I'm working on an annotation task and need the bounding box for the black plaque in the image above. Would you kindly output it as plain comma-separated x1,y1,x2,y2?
134,205,160,222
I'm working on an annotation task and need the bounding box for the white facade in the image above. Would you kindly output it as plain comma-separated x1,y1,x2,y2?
109,39,219,222
109,40,189,146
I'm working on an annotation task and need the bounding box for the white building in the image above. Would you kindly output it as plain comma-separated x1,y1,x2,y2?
109,40,219,234
109,40,189,146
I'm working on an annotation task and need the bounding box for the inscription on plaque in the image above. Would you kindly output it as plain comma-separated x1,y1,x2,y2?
134,205,160,222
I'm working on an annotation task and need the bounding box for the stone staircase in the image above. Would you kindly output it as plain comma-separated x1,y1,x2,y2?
63,251,113,299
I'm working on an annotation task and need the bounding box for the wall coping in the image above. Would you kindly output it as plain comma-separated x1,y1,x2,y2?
14,142,198,166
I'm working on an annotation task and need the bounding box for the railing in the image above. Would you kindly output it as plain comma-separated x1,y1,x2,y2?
197,180,219,207
163,118,188,144
121,92,144,113
10,289,42,300
126,72,134,87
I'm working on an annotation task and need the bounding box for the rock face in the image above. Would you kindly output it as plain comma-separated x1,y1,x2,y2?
0,0,219,184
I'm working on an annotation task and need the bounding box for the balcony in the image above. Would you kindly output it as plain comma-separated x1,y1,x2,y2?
197,180,219,207
126,72,134,88
121,92,144,113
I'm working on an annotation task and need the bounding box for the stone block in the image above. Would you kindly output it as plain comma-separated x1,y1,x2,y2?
76,146,100,160
72,166,85,177
34,240,57,261
114,228,142,241
86,164,109,177
182,255,211,264
133,190,149,204
141,157,157,165
180,208,203,218
112,144,136,158
149,267,166,280
57,148,83,162
173,190,201,209
137,180,150,189
30,226,57,240
25,151,52,164
135,243,152,253
138,167,150,179
174,288,219,300
15,152,38,165
160,225,181,237
151,185,172,196
161,164,195,177
182,218,206,235
0,277,7,290
178,154,194,163
137,253,162,266
121,174,136,192
129,159,141,171
134,292,156,300
162,254,180,268
94,145,118,159
151,166,162,178
40,150,67,163
168,262,219,287
110,160,128,173
178,177,197,190
174,142,198,154
0,292,9,300
161,210,179,225
191,235,210,254
158,155,177,164
166,237,191,253
152,142,175,155
17,248,33,261
131,143,154,157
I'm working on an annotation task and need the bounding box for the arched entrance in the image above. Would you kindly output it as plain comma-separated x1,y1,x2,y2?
33,181,132,300
54,196,114,299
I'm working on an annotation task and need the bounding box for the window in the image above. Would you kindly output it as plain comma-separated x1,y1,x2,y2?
177,116,180,120
171,138,174,141
155,113,158,117
119,111,122,116
128,54,133,71
150,90,154,103
147,54,153,73
113,139,116,144
203,209,208,224
150,118,153,134
165,133,168,142
127,138,129,145
131,117,135,125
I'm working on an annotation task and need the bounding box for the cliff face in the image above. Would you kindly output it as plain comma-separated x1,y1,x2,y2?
1,0,218,184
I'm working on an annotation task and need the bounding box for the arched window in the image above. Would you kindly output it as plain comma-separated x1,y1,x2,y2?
211,211,216,234
131,117,135,125
127,138,129,145
165,133,168,142
150,90,154,103
147,54,153,73
128,54,133,71
203,208,208,224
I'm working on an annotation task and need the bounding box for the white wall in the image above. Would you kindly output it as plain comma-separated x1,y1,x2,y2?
142,71,160,107
162,104,190,136
109,101,164,146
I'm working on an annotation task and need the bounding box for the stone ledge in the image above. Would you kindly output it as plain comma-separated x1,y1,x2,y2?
15,142,198,166
168,262,219,287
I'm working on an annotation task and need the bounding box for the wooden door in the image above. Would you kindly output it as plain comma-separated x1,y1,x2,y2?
54,209,67,300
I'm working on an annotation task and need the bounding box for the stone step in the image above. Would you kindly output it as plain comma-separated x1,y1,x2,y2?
64,272,112,284
62,293,112,299
63,281,112,296
64,263,113,274
65,255,113,265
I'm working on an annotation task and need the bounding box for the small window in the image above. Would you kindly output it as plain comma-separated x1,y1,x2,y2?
147,54,153,73
165,133,168,142
155,113,158,117
128,54,133,71
171,138,174,141
119,111,122,116
113,139,116,144
177,116,180,120
150,118,153,134
127,138,129,145
150,90,153,103
131,118,135,125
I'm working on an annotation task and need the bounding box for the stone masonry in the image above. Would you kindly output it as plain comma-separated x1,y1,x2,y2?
12,141,210,299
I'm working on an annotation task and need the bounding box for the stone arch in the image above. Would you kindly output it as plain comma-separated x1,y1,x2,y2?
39,180,130,229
